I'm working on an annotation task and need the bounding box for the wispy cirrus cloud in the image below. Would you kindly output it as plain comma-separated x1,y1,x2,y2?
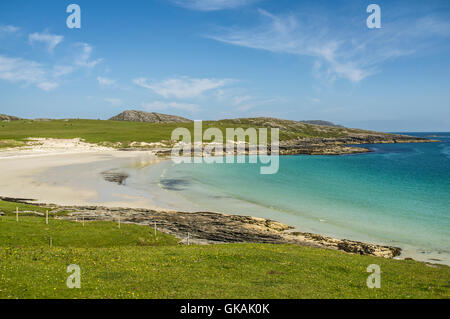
52,65,75,77
169,0,259,11
97,76,116,88
134,75,283,115
29,31,63,53
133,76,233,99
214,86,287,113
0,24,20,36
75,43,103,68
0,55,59,91
231,95,252,105
209,9,450,83
0,37,102,91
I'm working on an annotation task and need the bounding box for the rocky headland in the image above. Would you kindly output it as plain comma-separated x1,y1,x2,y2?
278,133,437,155
111,116,438,156
142,132,437,157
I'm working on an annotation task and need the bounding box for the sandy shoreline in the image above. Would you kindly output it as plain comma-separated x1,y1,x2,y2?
0,139,447,265
0,139,169,208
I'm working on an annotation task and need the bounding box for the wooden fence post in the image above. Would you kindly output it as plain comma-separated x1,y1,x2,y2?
16,207,18,222
46,210,48,225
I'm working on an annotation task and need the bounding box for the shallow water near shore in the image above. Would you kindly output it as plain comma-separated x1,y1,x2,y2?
126,133,450,265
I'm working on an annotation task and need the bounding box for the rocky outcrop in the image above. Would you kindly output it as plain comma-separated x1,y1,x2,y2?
148,132,436,157
291,232,401,258
101,171,129,185
53,206,294,245
58,206,402,258
109,110,191,123
279,144,371,155
0,114,21,121
278,134,437,155
0,196,401,259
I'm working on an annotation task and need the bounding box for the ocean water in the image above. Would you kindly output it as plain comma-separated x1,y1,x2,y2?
128,133,450,264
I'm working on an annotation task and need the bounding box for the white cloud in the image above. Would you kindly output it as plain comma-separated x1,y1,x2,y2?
133,76,232,99
133,77,151,89
29,31,63,52
0,24,20,36
214,86,285,112
37,82,59,91
52,65,75,77
105,98,123,106
209,9,450,83
0,24,102,91
134,75,282,114
0,41,103,91
75,43,102,68
169,0,259,11
0,41,102,91
142,101,200,112
232,95,252,105
0,55,58,91
97,76,116,88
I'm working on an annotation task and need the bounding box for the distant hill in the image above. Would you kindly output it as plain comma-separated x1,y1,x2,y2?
300,120,344,128
109,110,191,123
0,114,21,121
220,117,344,129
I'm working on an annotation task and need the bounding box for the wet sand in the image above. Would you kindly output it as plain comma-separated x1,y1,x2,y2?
0,147,164,208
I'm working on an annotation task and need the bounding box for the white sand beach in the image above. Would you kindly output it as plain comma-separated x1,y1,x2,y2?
0,138,167,208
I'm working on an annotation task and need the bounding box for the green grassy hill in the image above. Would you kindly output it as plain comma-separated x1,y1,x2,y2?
0,200,448,299
0,118,386,149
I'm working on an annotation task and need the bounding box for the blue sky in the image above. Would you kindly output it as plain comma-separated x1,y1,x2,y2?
0,0,449,131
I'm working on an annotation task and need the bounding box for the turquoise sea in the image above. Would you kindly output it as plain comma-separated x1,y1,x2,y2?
128,133,450,264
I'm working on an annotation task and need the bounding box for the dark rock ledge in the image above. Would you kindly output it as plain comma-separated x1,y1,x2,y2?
136,135,439,157
1,196,401,259
101,170,129,185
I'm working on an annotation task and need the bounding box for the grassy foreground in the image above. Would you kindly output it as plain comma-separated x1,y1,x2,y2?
0,206,449,299
0,118,369,148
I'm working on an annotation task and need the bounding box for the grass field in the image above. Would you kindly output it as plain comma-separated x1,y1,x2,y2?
0,118,370,149
0,201,448,299
0,200,55,215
